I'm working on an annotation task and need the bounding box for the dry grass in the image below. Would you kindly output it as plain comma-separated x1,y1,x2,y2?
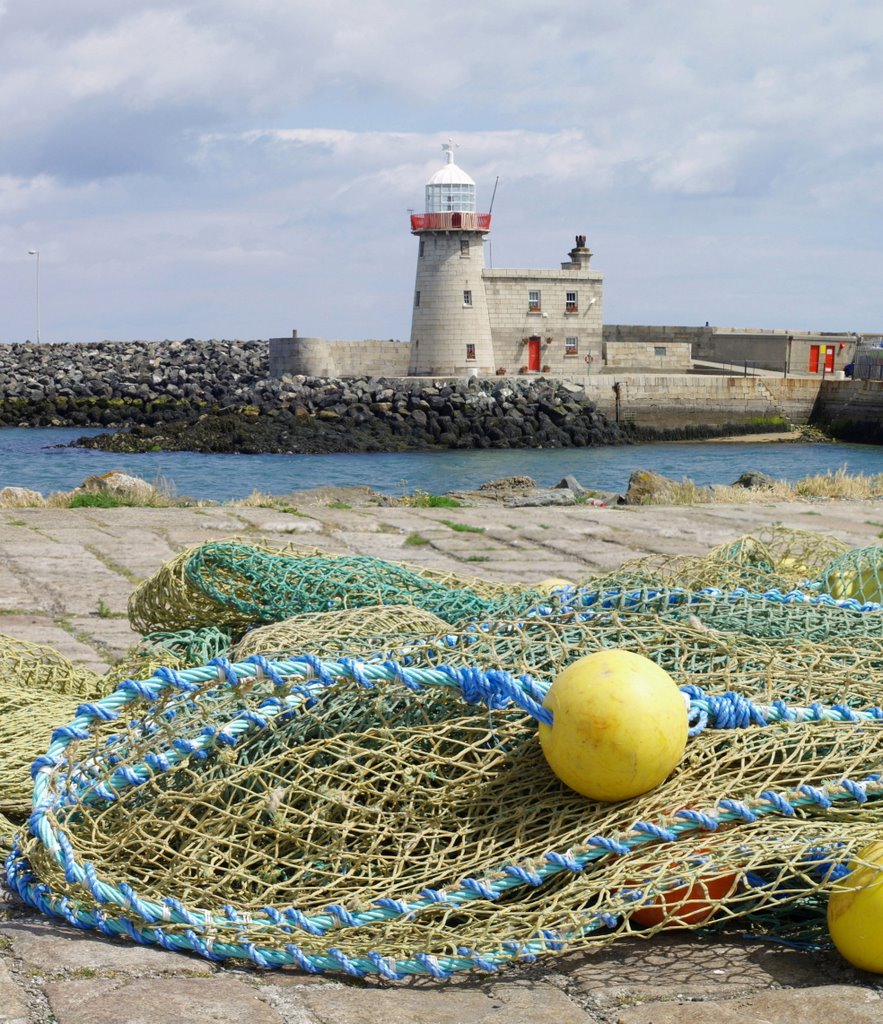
638,468,883,506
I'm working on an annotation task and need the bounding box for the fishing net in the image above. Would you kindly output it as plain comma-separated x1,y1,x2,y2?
102,627,233,690
8,529,883,977
128,542,525,635
599,525,850,594
232,606,450,661
0,636,102,824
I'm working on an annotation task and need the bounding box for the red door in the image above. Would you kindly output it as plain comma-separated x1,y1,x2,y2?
808,345,820,373
528,337,541,371
810,345,836,373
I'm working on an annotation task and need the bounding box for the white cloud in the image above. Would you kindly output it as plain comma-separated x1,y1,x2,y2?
1,0,882,341
647,131,762,196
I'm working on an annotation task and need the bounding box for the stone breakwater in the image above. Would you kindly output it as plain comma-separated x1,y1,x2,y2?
0,339,626,453
0,338,267,407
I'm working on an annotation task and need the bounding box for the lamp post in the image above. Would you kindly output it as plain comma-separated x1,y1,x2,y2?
27,249,41,343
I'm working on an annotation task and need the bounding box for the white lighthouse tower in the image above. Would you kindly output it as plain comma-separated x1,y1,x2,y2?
408,143,495,376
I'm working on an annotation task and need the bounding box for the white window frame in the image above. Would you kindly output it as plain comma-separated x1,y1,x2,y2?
463,289,472,306
466,343,476,361
528,290,541,312
565,336,579,356
565,291,578,313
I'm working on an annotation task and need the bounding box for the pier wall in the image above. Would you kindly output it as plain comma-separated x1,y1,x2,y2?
574,374,824,428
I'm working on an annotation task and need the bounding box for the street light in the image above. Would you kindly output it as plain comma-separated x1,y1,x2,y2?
27,249,41,343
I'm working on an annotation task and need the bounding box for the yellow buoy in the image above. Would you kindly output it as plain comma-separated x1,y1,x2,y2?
538,650,688,802
828,841,883,972
821,547,883,604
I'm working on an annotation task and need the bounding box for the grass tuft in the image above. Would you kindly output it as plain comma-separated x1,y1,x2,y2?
404,532,430,546
398,490,461,508
439,519,485,534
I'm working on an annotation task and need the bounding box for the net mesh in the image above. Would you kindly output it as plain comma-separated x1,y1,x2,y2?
815,545,883,604
232,606,451,661
598,525,851,594
7,529,883,977
0,636,102,823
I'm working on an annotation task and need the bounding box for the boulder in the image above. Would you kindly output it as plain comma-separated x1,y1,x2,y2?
553,474,587,496
0,486,46,507
732,470,778,489
77,471,158,502
478,476,537,493
504,490,578,508
622,469,685,505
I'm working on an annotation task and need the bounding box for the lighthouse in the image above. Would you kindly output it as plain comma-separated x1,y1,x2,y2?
408,143,495,376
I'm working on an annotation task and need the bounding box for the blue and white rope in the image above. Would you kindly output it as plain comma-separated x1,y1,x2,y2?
12,650,883,977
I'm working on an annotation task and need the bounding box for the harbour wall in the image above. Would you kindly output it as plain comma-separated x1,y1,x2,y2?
0,340,878,445
812,378,883,443
577,375,824,429
578,374,881,439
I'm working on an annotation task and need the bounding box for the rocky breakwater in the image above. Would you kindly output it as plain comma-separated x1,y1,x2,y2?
0,338,267,425
0,339,625,453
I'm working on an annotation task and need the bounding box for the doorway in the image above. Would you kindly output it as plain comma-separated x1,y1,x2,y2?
809,345,835,374
527,336,541,372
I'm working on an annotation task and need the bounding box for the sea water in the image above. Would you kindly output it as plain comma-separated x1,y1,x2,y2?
0,427,879,502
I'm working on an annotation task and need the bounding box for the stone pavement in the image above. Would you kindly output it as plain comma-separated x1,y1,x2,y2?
0,495,881,1021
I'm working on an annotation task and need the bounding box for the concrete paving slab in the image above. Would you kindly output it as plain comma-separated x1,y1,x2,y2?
562,933,835,1008
0,959,30,1024
0,578,37,613
0,920,215,977
0,616,102,664
7,549,127,617
43,976,282,1024
67,615,141,659
284,980,594,1024
613,983,882,1023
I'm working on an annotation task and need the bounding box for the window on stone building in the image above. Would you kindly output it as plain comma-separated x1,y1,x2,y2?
466,344,476,360
460,238,470,255
419,240,425,257
566,291,578,313
463,289,472,306
654,346,667,356
528,290,541,312
415,290,420,307
565,336,579,355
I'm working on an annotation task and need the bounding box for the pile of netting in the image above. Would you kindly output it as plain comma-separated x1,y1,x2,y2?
5,526,883,978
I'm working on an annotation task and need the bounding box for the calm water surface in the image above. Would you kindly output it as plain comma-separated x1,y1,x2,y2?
0,428,879,502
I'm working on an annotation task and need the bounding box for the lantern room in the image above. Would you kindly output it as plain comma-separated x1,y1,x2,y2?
410,142,491,233
425,142,476,212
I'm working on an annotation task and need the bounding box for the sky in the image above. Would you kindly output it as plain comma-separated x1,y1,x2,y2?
1,0,882,344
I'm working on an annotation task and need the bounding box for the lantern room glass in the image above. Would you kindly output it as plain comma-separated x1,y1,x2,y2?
425,181,476,214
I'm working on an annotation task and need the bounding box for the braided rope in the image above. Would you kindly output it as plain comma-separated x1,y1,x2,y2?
12,651,883,976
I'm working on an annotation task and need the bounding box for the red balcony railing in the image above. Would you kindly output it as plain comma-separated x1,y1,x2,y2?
410,212,492,232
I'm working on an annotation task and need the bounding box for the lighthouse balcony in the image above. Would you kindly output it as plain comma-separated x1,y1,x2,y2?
410,212,492,233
